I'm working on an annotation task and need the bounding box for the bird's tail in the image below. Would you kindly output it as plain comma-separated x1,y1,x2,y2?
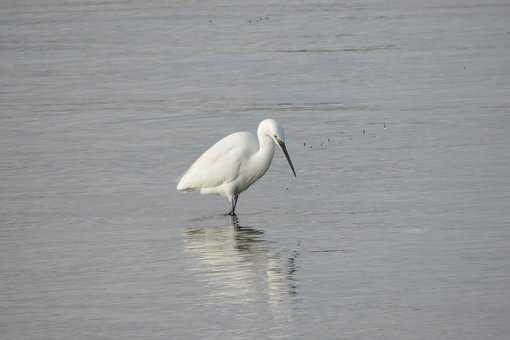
176,173,194,192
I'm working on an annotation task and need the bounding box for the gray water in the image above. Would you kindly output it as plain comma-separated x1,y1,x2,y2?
1,0,510,339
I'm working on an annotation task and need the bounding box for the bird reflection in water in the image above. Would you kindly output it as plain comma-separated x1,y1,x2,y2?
184,215,298,315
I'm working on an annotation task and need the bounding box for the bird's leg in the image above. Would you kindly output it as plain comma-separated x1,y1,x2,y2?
232,194,239,214
226,196,235,216
227,194,239,216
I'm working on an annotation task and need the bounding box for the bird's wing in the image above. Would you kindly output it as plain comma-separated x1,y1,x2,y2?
177,132,257,191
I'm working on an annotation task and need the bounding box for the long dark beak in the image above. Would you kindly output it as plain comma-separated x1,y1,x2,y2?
276,139,296,177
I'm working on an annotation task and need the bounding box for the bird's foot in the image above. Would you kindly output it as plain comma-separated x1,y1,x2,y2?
225,211,237,216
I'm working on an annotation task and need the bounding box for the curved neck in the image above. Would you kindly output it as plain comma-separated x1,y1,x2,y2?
255,131,275,169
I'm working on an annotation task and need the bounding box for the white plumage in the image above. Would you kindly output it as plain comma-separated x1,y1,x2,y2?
177,119,296,215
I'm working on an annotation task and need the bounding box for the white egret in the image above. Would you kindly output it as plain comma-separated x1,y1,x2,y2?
177,119,296,215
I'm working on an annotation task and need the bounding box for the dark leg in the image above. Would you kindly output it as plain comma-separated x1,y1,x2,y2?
227,194,239,216
232,194,239,214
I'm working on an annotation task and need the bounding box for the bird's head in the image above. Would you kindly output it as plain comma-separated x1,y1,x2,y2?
258,119,296,177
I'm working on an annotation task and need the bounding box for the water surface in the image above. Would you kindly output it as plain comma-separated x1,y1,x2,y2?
1,0,510,339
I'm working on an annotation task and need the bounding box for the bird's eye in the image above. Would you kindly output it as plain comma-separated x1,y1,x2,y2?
274,135,277,138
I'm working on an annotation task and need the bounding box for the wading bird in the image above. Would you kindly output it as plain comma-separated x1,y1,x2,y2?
177,119,296,215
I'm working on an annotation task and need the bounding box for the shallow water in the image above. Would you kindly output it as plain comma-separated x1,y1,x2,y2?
1,0,510,339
